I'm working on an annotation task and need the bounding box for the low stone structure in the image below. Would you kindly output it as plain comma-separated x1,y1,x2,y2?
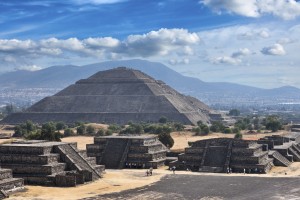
170,138,273,173
258,132,300,166
0,140,104,187
0,168,24,199
87,135,167,169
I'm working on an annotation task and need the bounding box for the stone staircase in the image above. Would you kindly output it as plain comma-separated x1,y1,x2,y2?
223,141,233,172
0,189,8,199
54,144,101,181
0,168,23,198
269,150,291,167
288,147,300,161
100,139,129,169
118,140,131,169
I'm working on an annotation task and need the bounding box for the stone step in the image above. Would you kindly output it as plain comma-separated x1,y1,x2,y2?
0,178,24,192
0,189,9,199
1,163,66,175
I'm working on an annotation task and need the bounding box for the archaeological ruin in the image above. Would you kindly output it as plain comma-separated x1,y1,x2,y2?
170,138,274,173
2,67,212,125
86,135,167,169
0,140,104,187
0,168,24,199
170,132,300,174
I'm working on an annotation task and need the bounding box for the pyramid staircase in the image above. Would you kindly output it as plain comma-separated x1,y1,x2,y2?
268,150,291,167
0,168,24,199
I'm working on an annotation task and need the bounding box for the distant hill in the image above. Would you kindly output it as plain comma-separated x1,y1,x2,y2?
0,59,299,107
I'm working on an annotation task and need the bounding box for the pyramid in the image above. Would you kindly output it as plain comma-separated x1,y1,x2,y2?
2,67,211,125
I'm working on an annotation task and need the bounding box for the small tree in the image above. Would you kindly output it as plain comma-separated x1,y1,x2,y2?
229,109,240,116
86,125,96,135
76,125,86,135
40,122,61,141
56,121,66,131
158,132,174,148
96,129,105,136
234,132,243,139
223,128,232,134
159,116,168,124
64,128,75,137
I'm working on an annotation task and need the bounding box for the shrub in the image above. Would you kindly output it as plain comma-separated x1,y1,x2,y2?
159,116,168,124
76,125,86,135
96,129,105,136
64,128,75,137
223,128,232,134
86,125,96,135
234,132,243,139
158,132,174,148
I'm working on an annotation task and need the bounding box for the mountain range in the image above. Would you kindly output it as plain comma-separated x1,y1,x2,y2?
0,59,299,107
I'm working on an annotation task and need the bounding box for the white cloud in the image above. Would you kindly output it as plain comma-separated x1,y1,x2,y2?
232,48,251,58
169,58,190,65
16,65,42,71
201,0,300,20
123,28,200,57
212,56,241,65
261,43,286,55
0,28,200,70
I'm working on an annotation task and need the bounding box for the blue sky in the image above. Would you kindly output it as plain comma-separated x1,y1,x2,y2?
0,0,300,88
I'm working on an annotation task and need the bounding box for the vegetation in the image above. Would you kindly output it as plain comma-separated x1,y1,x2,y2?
13,121,61,141
158,116,168,124
228,109,240,116
234,132,243,139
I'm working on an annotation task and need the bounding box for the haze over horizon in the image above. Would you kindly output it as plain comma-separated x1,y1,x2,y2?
0,0,300,89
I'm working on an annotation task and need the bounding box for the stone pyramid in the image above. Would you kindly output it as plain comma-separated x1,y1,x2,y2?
3,67,211,125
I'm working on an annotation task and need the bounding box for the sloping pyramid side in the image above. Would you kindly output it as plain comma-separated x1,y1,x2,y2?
2,67,211,125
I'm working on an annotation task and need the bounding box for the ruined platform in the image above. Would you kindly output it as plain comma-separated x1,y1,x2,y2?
170,138,273,174
0,141,104,187
0,168,24,199
87,135,167,169
2,67,211,125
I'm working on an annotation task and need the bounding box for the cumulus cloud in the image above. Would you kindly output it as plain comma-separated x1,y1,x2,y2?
201,0,300,20
0,28,199,69
168,58,190,65
212,56,241,65
261,43,286,55
232,48,251,58
15,65,42,71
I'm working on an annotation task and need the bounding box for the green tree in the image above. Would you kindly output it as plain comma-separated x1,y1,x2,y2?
158,132,174,148
223,128,232,134
76,124,86,135
192,127,201,135
64,128,75,137
234,132,243,139
173,122,184,131
96,129,105,136
159,116,168,124
232,127,240,134
108,124,121,132
229,109,240,116
40,122,61,141
265,116,282,132
86,125,96,135
56,121,66,130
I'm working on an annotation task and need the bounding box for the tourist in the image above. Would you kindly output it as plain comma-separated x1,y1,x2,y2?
243,168,246,175
146,170,150,176
227,167,230,174
149,167,153,176
172,166,176,174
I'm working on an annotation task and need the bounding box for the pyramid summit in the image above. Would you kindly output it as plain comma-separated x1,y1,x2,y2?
2,67,212,125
